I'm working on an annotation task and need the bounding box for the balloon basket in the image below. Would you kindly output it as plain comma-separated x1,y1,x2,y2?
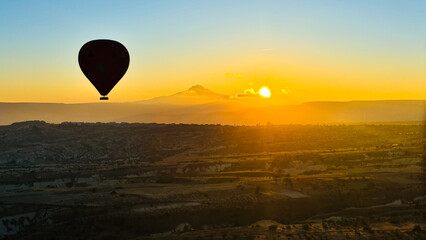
100,96,109,100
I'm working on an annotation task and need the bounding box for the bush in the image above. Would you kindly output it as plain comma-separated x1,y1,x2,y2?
268,225,278,231
412,225,422,232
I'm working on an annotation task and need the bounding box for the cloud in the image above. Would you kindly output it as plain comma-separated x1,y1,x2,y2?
236,88,258,98
225,72,243,78
281,87,291,95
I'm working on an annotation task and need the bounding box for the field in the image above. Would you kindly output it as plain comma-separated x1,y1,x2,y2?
0,121,424,239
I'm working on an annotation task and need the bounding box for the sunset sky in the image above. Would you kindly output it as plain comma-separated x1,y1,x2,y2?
0,0,425,103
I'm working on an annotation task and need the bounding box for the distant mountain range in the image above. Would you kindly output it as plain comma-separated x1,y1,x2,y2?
0,85,425,125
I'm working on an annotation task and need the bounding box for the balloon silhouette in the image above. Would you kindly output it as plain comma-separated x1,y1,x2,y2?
78,39,130,100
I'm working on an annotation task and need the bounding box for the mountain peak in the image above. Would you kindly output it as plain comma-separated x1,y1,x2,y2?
187,85,207,91
184,85,216,95
180,85,219,96
139,85,227,105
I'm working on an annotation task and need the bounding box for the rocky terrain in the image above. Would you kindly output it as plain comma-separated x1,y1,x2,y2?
0,121,424,239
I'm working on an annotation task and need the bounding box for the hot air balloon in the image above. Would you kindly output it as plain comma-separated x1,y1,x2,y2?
78,39,130,100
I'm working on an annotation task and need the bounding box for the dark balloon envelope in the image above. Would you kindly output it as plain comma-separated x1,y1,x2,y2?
78,39,130,100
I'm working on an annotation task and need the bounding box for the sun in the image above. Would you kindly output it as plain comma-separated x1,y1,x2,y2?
259,87,271,98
